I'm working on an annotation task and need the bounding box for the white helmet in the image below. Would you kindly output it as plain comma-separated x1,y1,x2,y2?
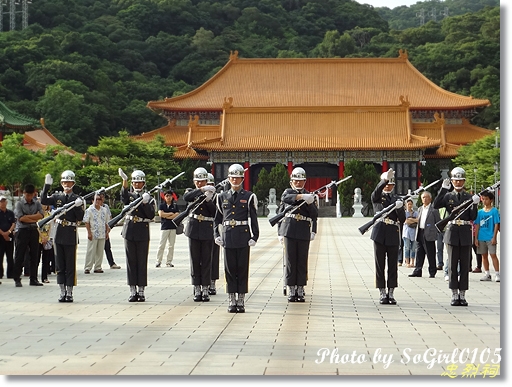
193,167,208,181
131,170,146,192
290,167,306,181
450,167,466,181
61,170,75,182
207,173,215,185
228,164,245,178
131,170,146,182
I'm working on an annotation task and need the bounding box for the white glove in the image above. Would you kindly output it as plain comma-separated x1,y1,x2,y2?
205,191,214,202
74,197,83,207
45,174,53,185
395,200,404,209
310,232,316,241
118,168,128,180
215,236,224,247
472,194,480,204
248,239,256,247
442,178,451,189
142,192,151,204
302,194,315,205
278,236,284,244
386,168,395,181
202,185,216,193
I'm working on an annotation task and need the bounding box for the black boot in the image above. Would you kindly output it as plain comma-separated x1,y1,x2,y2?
202,285,210,302
450,289,460,306
193,285,202,302
296,286,305,302
387,288,396,305
128,285,138,302
236,293,245,313
287,286,297,302
379,288,389,304
65,286,73,302
58,284,66,302
227,293,237,313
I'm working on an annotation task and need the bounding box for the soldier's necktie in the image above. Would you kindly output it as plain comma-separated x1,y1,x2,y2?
233,191,238,201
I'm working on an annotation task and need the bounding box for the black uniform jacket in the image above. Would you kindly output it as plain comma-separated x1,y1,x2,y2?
433,189,477,246
279,188,318,240
120,187,155,241
183,188,216,241
214,189,259,249
41,184,84,246
370,179,406,246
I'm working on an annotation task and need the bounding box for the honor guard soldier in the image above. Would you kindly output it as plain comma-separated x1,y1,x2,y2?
433,167,479,306
41,171,85,302
214,164,259,313
183,167,216,302
370,168,406,305
279,167,318,302
119,168,155,302
207,173,220,295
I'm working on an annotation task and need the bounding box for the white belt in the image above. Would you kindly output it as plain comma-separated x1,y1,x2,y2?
376,217,400,226
284,213,312,222
223,220,248,227
55,219,78,227
189,214,214,222
448,220,472,226
126,215,152,223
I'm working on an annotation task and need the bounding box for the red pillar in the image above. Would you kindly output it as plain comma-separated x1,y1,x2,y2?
417,161,421,187
338,161,344,178
288,161,293,175
382,160,388,172
244,161,250,190
210,163,215,176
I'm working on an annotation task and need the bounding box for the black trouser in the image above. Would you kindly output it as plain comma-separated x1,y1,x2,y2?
189,238,212,286
0,237,14,279
125,239,149,286
104,238,115,266
224,246,250,294
13,228,40,282
40,244,55,281
211,242,220,281
413,229,437,277
374,242,398,289
447,244,471,291
55,243,77,286
284,237,310,286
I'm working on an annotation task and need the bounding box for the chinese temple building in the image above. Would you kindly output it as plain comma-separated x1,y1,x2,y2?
139,50,492,195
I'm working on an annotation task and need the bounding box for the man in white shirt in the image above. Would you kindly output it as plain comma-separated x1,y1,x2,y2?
408,191,441,278
83,193,110,274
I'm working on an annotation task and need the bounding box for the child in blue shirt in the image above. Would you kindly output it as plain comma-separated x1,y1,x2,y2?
474,191,500,282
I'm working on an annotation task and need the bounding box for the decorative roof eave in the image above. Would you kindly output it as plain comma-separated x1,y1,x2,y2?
0,101,42,130
146,51,491,111
426,143,461,159
173,147,209,160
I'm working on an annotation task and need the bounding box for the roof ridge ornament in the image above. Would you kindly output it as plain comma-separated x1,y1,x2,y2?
433,112,445,126
229,50,239,61
399,95,410,107
189,114,199,129
398,49,408,60
223,97,233,110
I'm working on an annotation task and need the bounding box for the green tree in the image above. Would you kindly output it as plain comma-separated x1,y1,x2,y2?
453,131,500,192
311,30,356,58
0,133,44,202
252,163,290,209
338,160,379,216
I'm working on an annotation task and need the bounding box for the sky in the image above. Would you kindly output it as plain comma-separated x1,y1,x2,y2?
354,0,420,8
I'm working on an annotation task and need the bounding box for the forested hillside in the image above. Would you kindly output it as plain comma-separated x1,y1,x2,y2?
0,0,500,152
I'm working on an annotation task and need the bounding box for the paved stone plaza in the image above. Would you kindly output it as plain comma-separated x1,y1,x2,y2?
0,218,501,377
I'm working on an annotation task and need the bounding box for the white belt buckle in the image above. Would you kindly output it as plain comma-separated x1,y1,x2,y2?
229,219,236,226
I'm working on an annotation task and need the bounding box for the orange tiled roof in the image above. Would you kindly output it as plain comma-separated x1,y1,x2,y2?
142,107,441,152
23,128,75,153
148,51,490,111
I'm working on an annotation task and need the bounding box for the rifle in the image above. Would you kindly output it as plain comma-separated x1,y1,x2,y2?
435,180,500,233
358,178,441,235
37,182,121,229
269,175,352,227
172,177,231,228
108,171,185,228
